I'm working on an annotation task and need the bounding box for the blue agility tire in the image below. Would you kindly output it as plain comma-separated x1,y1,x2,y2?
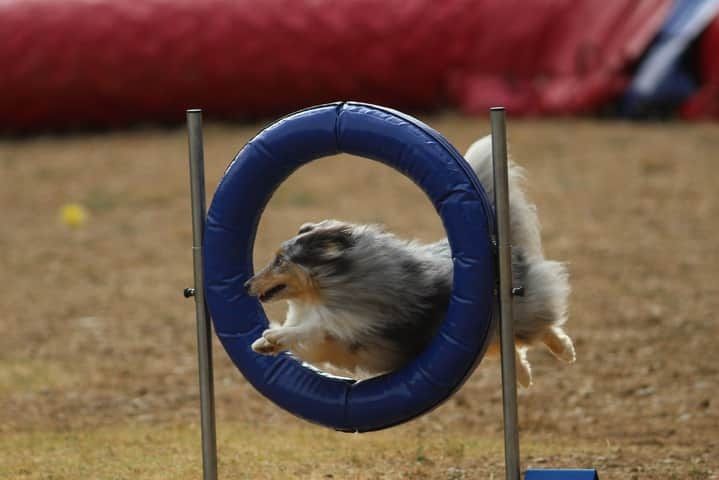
204,102,496,432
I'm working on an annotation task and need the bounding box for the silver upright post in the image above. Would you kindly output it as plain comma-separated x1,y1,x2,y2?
491,107,520,480
186,109,218,480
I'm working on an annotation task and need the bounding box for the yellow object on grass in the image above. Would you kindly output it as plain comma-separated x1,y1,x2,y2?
60,203,88,228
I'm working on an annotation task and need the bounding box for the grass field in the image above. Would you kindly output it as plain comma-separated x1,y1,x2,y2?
1,115,717,479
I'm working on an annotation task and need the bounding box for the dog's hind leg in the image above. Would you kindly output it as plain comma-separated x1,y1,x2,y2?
541,326,576,363
516,346,532,388
483,338,532,387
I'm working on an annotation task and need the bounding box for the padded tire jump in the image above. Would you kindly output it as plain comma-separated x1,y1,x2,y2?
203,102,496,432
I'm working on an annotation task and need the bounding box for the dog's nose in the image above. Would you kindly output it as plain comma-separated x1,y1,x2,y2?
243,279,252,292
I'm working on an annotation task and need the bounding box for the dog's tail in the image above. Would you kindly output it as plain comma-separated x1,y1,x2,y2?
464,135,543,258
464,134,495,196
465,135,574,363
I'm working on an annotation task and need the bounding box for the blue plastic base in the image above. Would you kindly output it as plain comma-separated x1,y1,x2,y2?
525,469,598,480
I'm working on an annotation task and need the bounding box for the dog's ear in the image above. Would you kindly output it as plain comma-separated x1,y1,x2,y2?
317,224,354,257
297,222,315,235
298,219,346,236
293,222,354,264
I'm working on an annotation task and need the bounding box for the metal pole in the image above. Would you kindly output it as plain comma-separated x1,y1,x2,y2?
490,107,521,480
187,109,218,480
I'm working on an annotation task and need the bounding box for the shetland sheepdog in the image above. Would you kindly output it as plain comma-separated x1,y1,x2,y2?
246,135,574,386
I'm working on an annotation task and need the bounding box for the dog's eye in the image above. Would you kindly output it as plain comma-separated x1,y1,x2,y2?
273,256,286,267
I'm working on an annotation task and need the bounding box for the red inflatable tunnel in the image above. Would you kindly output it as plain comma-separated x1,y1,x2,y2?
682,16,719,119
1,0,670,132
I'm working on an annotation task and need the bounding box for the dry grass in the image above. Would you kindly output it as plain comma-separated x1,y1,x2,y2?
0,420,617,480
1,115,718,479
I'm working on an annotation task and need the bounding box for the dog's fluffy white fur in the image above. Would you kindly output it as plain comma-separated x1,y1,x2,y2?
247,135,574,386
465,135,574,385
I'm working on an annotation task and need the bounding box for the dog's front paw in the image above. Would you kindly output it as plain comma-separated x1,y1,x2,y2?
262,328,293,348
251,336,282,355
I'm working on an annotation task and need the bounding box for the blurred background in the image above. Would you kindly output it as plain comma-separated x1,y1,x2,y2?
2,0,719,132
1,1,718,479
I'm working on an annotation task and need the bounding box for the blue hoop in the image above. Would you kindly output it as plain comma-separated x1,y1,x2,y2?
204,102,496,432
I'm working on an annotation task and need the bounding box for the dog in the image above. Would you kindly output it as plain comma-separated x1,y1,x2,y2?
247,135,574,386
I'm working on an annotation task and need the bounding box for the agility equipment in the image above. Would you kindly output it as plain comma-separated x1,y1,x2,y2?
185,102,598,479
683,6,719,119
621,0,719,118
1,0,688,132
525,471,599,480
204,102,496,431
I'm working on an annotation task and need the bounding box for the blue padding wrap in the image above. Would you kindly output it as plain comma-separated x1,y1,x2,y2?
204,102,496,432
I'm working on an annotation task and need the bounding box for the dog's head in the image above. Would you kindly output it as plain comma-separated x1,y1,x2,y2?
244,220,356,303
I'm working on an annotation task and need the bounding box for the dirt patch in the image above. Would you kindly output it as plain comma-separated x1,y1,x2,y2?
0,116,717,478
